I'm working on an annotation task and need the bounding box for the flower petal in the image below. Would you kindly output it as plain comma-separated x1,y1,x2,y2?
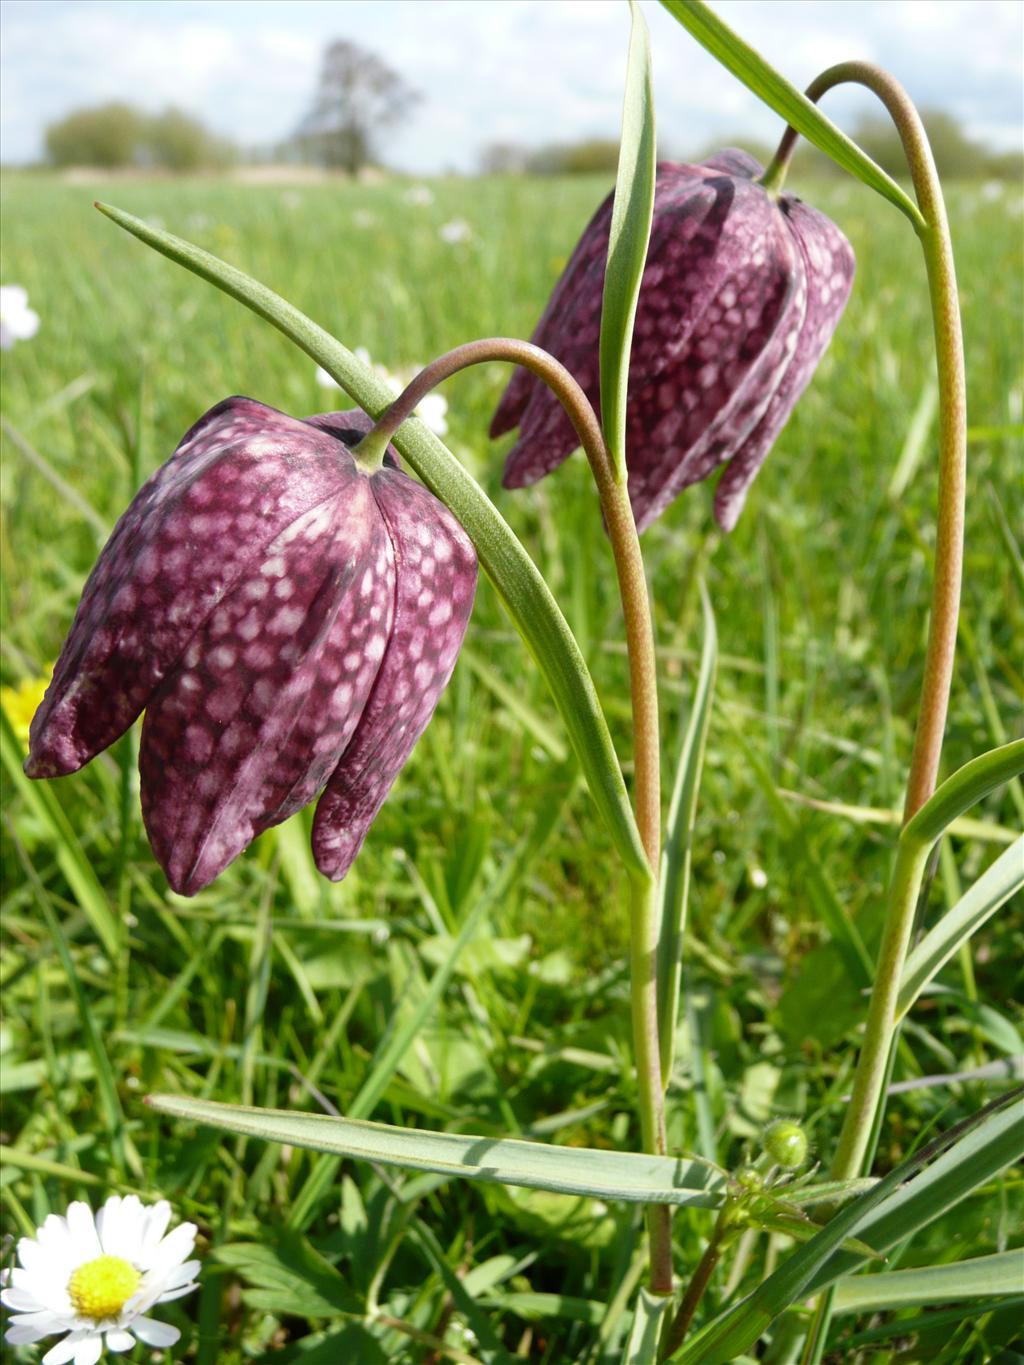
5,1310,63,1344
144,1222,197,1278
312,469,476,881
139,474,394,895
72,1335,103,1365
104,1331,136,1353
712,196,855,531
27,398,357,778
65,1201,103,1262
130,1317,181,1347
137,1202,172,1266
2,1285,44,1312
42,1332,96,1365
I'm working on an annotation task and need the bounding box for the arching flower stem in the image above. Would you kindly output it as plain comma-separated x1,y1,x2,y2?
762,65,966,1365
355,338,673,1293
765,63,965,828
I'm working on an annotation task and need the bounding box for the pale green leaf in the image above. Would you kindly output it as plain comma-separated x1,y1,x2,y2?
659,0,924,228
600,0,657,480
147,1094,725,1208
832,1249,1024,1313
898,835,1024,1018
658,581,717,1082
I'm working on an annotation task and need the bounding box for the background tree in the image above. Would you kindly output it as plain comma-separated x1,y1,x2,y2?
45,102,145,168
146,107,236,173
295,39,421,174
45,102,237,172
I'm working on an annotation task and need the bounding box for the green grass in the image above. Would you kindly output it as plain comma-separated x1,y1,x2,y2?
1,169,1022,1363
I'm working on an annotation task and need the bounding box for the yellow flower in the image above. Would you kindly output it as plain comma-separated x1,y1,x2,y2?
1,666,53,746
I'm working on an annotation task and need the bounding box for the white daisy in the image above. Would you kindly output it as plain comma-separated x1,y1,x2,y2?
314,349,449,437
438,217,472,245
0,285,40,351
2,1196,200,1364
403,184,434,206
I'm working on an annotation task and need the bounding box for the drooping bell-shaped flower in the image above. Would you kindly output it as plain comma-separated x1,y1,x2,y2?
492,150,855,532
26,398,477,895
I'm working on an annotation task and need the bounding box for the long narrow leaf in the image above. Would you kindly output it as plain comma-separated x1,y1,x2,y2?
625,1288,673,1364
658,581,717,1082
898,835,1024,1018
805,1091,1024,1295
600,0,656,481
832,1250,1024,1313
146,1094,725,1208
903,739,1024,849
659,0,924,229
95,202,649,882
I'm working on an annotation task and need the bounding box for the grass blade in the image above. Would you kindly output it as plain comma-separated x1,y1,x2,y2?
600,0,656,481
659,0,924,229
832,1249,1024,1313
658,580,717,1082
1,707,120,959
94,201,649,883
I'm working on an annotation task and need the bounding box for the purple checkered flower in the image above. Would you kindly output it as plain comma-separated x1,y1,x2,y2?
492,150,855,531
26,398,477,895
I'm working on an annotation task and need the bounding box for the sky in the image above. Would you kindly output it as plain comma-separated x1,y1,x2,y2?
1,0,1021,172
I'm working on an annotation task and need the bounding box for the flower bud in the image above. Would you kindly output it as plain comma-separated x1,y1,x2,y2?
761,1119,808,1169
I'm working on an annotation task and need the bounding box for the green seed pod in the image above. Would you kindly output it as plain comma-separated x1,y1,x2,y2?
762,1119,808,1169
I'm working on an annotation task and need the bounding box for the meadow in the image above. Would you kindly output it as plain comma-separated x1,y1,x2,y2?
1,167,1022,1363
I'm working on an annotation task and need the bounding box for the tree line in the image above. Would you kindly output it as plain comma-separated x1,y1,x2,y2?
40,37,1021,181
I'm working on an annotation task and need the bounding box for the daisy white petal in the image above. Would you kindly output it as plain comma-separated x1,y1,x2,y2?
43,1332,96,1365
105,1329,136,1352
2,1286,41,1311
74,1336,103,1365
146,1221,196,1276
137,1201,172,1263
6,1311,63,1344
131,1316,181,1347
65,1203,103,1262
149,1282,198,1304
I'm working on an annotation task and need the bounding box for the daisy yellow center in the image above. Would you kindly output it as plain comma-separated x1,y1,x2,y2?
67,1255,141,1321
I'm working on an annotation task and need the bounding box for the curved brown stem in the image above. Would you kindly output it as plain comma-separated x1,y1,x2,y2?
765,64,965,824
354,338,672,1292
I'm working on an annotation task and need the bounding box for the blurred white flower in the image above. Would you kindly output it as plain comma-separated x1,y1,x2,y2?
412,391,449,436
314,348,448,436
2,1196,199,1364
404,184,434,206
280,190,303,210
439,217,472,244
0,285,40,350
980,179,1005,202
352,209,376,229
185,213,211,231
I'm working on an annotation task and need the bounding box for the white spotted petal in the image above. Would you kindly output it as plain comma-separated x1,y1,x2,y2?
28,398,478,895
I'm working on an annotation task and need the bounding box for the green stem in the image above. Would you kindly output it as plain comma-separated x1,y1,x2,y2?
765,63,966,1363
355,338,671,1292
765,63,965,825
